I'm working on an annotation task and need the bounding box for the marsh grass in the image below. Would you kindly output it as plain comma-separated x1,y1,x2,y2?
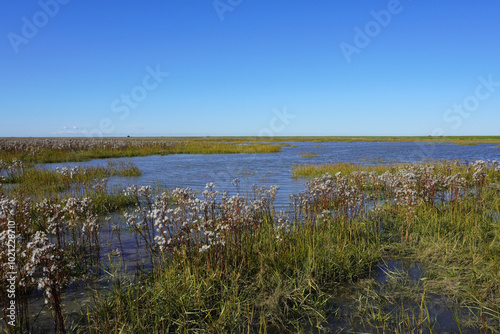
0,139,281,164
292,160,497,181
83,160,500,332
91,191,139,215
299,152,319,158
1,161,142,219
186,135,499,145
240,168,257,176
321,184,500,332
5,168,66,195
362,157,387,163
292,162,400,178
86,214,380,333
2,136,497,164
169,141,281,155
2,159,500,332
122,135,500,144
2,161,141,199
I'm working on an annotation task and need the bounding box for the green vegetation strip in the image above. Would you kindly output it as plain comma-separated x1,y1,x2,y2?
300,152,319,158
292,160,491,179
1,160,141,214
0,138,281,164
118,135,500,144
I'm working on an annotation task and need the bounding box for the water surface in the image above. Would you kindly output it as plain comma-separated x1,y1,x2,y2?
44,141,500,208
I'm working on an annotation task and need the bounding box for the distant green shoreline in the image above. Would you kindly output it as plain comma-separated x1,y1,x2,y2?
154,135,500,145
4,135,500,143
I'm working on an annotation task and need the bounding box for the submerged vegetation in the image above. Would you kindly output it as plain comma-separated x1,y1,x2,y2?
1,155,499,332
299,152,319,158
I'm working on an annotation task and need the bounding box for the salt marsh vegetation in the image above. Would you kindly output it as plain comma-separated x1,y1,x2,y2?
299,152,319,158
1,154,499,332
0,138,281,164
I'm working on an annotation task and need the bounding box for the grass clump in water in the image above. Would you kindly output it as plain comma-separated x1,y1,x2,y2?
292,162,398,178
1,160,141,197
299,152,319,158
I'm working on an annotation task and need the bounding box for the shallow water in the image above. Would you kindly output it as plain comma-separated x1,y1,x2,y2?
43,141,500,209
324,259,485,333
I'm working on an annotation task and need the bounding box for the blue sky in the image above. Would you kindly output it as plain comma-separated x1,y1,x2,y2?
1,0,499,137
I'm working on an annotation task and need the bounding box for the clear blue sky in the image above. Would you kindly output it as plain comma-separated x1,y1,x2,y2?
1,0,499,137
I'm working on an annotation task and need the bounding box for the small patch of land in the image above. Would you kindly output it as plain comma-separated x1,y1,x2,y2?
299,152,319,158
291,160,483,179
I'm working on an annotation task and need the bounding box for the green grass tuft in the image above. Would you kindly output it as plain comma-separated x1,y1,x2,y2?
299,152,319,158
